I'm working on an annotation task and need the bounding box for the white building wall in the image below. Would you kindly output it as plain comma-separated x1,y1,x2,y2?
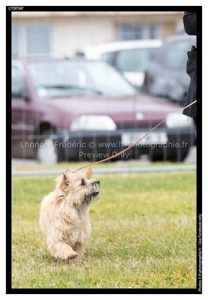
52,16,114,57
12,12,184,58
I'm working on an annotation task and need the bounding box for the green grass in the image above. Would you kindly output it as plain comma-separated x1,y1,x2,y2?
12,171,196,289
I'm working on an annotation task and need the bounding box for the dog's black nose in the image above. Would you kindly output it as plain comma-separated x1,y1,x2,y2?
93,180,100,186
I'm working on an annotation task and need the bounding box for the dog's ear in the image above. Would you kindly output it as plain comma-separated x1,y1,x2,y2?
86,165,92,179
63,170,68,181
56,170,69,189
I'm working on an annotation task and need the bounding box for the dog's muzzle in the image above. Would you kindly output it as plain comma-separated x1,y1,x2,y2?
93,180,100,189
84,180,100,204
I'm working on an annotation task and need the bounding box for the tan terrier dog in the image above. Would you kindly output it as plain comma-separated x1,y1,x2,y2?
39,166,100,260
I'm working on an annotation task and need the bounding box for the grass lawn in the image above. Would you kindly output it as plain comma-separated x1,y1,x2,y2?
12,171,196,289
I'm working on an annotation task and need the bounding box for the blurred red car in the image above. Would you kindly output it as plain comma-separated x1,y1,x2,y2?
12,57,195,164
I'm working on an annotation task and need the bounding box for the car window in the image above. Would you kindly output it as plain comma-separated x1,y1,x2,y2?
101,52,115,65
115,48,154,72
154,38,195,71
164,40,192,70
12,65,26,98
28,60,136,98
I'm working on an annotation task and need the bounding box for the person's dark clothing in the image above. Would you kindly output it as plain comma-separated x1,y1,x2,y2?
183,12,197,35
183,11,197,118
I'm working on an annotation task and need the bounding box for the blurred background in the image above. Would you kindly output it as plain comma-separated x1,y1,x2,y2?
11,12,197,289
11,11,196,172
12,11,184,58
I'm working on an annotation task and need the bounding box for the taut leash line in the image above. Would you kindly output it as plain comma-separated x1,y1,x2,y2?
73,100,197,172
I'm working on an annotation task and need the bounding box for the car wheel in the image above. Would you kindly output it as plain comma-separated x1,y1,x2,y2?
168,147,190,162
149,147,190,162
36,131,64,164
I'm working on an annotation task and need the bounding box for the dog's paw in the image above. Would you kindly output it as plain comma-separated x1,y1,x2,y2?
68,252,78,260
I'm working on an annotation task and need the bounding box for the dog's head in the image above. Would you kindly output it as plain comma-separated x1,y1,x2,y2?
56,166,100,206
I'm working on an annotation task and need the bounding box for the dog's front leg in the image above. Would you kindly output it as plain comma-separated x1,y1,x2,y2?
75,242,86,257
46,235,77,260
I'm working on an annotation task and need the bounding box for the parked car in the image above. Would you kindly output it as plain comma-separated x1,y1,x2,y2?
76,40,162,89
12,56,195,164
142,33,196,104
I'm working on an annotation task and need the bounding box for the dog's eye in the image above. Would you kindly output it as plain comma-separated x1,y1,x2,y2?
81,179,86,186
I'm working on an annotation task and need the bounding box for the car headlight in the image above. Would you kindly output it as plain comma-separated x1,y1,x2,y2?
70,115,117,131
166,112,194,128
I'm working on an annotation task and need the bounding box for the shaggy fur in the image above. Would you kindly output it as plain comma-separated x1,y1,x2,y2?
39,167,100,260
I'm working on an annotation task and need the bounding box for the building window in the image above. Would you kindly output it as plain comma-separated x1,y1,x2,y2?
117,24,159,40
26,25,50,54
12,25,20,57
12,23,51,57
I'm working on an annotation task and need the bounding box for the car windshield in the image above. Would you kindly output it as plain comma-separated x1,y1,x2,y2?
154,37,196,70
103,48,157,72
28,60,136,98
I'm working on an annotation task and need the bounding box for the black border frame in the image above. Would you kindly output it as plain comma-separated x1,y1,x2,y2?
6,5,202,294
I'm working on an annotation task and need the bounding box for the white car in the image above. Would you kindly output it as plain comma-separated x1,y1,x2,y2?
76,39,162,89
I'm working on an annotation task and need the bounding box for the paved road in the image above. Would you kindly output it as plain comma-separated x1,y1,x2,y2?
12,165,196,177
12,146,196,168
